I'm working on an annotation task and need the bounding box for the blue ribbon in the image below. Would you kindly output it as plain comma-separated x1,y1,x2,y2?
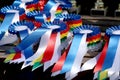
13,0,22,6
7,28,49,54
41,21,66,32
8,21,34,34
60,25,100,74
27,10,50,22
0,13,15,40
8,21,34,59
60,34,83,74
61,25,100,74
43,0,57,12
0,5,24,41
102,26,120,70
1,5,25,15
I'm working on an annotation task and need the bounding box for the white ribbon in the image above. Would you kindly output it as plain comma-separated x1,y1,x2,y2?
108,37,120,80
81,53,100,71
43,32,61,71
21,30,52,69
65,33,87,80
0,12,19,46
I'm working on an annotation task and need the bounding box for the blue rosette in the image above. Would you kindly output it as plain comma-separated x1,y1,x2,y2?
55,14,81,21
106,25,120,36
41,21,66,32
73,25,102,52
1,5,25,15
27,10,50,19
8,21,34,34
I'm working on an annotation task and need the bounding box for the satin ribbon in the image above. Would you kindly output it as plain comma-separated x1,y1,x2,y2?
20,21,66,69
13,0,22,6
108,37,120,80
4,21,34,63
51,25,101,80
102,35,120,70
26,10,50,22
33,22,66,71
94,26,120,80
5,27,49,64
21,30,52,69
0,5,25,46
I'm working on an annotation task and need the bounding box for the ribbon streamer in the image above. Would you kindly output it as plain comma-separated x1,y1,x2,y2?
21,21,66,69
94,25,120,80
0,5,25,46
51,25,101,80
4,21,34,63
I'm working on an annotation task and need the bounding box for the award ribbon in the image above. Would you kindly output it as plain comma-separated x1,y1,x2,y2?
0,5,25,46
32,21,66,71
51,25,101,80
94,26,120,80
4,21,34,63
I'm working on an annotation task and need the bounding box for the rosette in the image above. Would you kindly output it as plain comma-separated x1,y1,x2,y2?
94,25,120,80
0,5,25,46
55,14,82,30
26,10,50,22
51,25,101,80
4,21,34,63
21,21,67,70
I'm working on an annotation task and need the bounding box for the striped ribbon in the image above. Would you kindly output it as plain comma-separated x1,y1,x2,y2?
51,25,101,80
94,25,120,80
20,21,66,70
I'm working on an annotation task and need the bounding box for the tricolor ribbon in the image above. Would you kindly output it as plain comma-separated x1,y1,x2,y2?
0,5,25,46
51,25,101,80
94,25,120,80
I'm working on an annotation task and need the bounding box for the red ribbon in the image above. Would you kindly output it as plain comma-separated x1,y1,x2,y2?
41,33,57,63
94,41,108,72
12,52,22,60
51,45,70,72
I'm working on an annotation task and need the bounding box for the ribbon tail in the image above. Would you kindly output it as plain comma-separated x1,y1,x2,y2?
0,13,19,42
65,34,87,80
109,72,119,80
107,37,120,79
21,30,52,69
43,32,61,71
102,35,120,71
81,53,100,71
0,31,18,46
98,70,108,80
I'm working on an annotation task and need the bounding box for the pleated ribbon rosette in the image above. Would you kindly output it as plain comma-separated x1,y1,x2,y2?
51,25,101,80
0,5,25,46
93,25,120,80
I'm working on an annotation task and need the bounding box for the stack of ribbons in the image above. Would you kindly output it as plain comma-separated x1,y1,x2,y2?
0,0,104,80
